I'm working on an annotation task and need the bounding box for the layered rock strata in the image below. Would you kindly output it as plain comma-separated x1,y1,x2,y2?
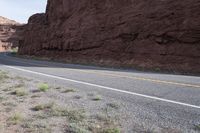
18,0,200,73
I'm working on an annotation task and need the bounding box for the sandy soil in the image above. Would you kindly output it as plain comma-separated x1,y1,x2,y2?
0,70,121,133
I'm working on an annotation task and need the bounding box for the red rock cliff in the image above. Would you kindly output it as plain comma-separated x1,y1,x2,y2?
18,0,200,73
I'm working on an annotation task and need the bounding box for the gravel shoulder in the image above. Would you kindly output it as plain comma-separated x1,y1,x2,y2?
0,70,121,133
0,68,200,133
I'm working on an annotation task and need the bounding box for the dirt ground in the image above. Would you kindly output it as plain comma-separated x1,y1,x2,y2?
0,70,121,133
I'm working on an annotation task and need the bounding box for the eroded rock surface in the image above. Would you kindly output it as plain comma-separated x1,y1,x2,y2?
18,0,200,73
0,16,22,51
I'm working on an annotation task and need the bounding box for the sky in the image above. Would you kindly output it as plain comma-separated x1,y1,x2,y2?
0,0,47,23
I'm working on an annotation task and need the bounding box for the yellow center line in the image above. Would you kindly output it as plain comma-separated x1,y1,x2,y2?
4,55,200,88
65,69,200,88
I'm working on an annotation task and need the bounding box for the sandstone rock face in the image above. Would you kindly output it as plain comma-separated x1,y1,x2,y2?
0,16,19,25
0,16,22,51
19,0,200,73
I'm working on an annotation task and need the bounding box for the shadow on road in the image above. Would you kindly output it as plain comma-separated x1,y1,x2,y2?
0,52,199,77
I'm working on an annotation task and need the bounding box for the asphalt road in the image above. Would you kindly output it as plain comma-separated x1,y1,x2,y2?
0,52,200,132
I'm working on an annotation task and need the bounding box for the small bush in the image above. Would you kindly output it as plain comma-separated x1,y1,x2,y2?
12,88,28,96
33,105,45,111
67,123,90,133
64,109,85,122
8,113,23,125
11,47,18,55
38,83,49,92
92,95,102,101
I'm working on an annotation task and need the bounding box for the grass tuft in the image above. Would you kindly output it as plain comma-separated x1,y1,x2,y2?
12,88,28,97
32,103,86,123
92,95,102,101
62,88,76,93
8,113,23,125
67,123,90,133
38,83,49,92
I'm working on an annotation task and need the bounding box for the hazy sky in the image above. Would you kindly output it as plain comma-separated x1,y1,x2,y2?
0,0,47,23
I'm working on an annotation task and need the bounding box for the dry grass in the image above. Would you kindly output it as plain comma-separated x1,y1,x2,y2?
12,88,28,97
8,113,23,125
0,70,122,132
0,70,9,81
62,88,76,93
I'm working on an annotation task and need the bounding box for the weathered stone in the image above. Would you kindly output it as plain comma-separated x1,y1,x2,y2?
0,16,23,51
18,0,200,73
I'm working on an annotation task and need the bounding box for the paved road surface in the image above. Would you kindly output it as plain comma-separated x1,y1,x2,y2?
0,52,200,132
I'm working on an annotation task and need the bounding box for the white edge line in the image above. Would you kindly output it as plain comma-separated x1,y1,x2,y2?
4,65,200,109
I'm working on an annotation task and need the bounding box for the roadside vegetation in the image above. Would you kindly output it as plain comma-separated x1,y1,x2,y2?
92,95,102,101
0,70,121,132
195,124,200,131
38,83,49,92
12,88,28,97
10,47,18,55
0,69,185,132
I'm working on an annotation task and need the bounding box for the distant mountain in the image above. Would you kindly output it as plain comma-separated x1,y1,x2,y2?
0,16,22,51
0,16,19,25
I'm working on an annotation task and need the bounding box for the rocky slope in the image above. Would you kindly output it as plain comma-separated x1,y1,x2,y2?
18,0,200,73
0,16,22,51
0,16,19,25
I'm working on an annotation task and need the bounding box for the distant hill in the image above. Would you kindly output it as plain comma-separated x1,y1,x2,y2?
0,16,19,25
0,16,22,51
